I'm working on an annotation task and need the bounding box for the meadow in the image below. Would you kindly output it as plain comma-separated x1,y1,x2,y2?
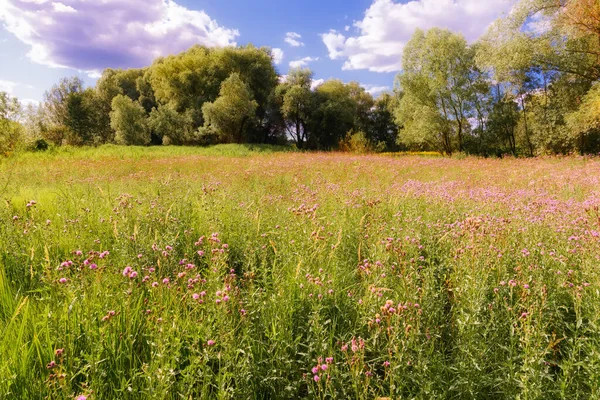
1,146,600,399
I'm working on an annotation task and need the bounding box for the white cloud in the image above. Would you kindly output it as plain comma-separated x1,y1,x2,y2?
311,78,325,90
321,0,516,73
271,48,284,65
0,0,239,75
0,80,18,95
289,56,319,69
285,32,305,47
362,84,391,96
52,2,76,13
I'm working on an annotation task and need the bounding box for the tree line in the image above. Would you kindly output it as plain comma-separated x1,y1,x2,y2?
1,0,599,156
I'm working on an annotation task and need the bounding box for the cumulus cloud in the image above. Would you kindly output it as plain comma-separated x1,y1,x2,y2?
321,0,516,73
289,56,319,69
311,79,325,90
361,84,391,96
285,32,305,47
0,0,239,76
271,48,284,65
0,80,18,95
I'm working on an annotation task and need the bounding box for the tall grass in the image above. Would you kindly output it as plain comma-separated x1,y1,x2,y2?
1,147,600,399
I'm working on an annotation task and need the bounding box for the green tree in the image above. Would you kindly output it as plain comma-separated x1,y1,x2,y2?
109,95,150,145
567,82,600,154
396,29,480,154
148,105,195,145
201,73,258,143
0,92,23,154
368,92,401,151
276,68,314,149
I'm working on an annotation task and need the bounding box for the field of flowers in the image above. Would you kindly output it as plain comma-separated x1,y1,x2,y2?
2,146,600,399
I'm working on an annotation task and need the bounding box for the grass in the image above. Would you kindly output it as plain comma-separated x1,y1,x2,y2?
1,145,600,399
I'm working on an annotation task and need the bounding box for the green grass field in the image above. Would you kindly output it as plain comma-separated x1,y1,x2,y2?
2,146,600,399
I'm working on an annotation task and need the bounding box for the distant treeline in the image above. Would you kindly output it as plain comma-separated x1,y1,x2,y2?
1,0,599,156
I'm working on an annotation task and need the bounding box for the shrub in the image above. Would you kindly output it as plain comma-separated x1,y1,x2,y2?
339,130,384,153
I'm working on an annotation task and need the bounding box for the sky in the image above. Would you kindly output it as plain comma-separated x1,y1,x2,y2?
0,0,517,104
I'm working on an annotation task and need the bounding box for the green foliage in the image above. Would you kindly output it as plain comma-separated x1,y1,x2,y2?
338,130,384,153
148,104,195,145
109,95,150,146
396,29,482,154
0,92,24,155
201,73,258,143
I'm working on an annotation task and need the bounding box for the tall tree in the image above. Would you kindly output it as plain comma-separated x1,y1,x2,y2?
396,28,478,154
110,95,150,145
276,68,314,149
201,73,258,143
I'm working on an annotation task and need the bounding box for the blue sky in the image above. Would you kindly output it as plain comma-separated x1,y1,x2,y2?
0,0,516,104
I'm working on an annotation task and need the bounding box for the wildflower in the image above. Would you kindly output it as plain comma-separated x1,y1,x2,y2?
76,395,87,400
312,366,319,374
240,309,247,315
55,348,64,357
46,360,57,369
137,253,143,259
89,263,98,270
75,250,83,256
152,282,158,287
192,293,200,300
129,271,138,279
165,245,173,251
207,340,215,346
123,266,132,277
325,357,333,364
313,375,320,382
383,361,391,368
321,364,328,371
523,284,530,289
162,278,170,285
58,278,67,284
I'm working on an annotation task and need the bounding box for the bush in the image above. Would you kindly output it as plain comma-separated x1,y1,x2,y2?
0,119,24,156
339,130,384,153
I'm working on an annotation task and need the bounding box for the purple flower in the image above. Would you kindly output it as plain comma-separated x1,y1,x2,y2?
89,263,98,270
312,366,319,374
207,340,215,346
313,375,320,382
58,278,67,284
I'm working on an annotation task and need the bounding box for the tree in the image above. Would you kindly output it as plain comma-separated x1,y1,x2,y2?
109,95,150,145
396,29,479,154
201,73,258,143
0,92,23,154
368,93,401,151
148,45,277,132
276,68,314,149
148,105,195,145
567,82,600,154
43,77,84,127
